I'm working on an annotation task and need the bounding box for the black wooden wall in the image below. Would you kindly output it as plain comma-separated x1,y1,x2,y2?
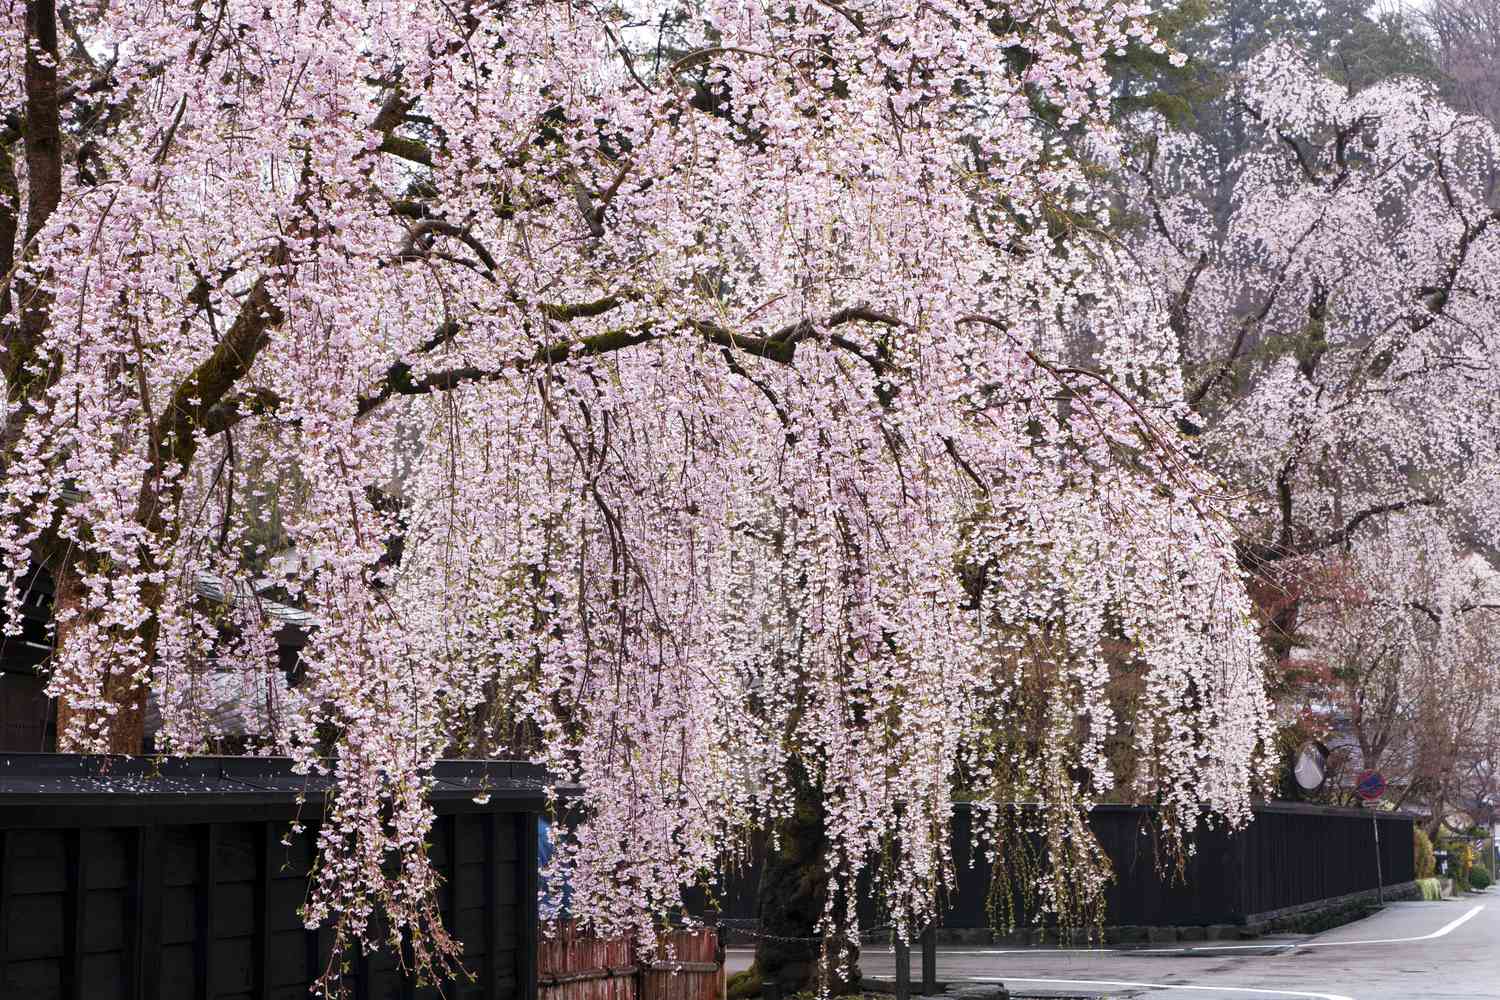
699,801,1418,929
0,757,545,1000
1236,805,1415,918
0,813,533,1000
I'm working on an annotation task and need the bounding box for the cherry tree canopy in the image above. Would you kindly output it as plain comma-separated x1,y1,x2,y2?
1130,41,1500,594
1294,522,1500,821
2,0,1272,990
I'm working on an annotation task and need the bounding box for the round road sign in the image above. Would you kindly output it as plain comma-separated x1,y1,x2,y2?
1355,770,1387,801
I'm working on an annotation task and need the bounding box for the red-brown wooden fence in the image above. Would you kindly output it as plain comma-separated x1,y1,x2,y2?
539,923,722,1000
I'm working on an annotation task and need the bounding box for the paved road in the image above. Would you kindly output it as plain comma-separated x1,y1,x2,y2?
726,891,1498,999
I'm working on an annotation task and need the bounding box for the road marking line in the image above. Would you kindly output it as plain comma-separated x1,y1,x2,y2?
969,975,1354,1000
951,904,1485,957
1296,903,1483,948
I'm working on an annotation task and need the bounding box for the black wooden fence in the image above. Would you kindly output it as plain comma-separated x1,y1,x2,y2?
0,754,545,1000
702,801,1417,930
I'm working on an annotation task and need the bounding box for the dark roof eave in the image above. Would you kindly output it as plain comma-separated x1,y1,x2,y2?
0,753,574,829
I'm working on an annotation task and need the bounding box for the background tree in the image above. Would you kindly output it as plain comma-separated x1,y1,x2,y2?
1424,0,1500,123
1126,41,1500,660
1118,1,1443,223
1290,524,1500,827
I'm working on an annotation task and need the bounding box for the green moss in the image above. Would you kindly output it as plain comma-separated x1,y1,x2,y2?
727,968,761,1000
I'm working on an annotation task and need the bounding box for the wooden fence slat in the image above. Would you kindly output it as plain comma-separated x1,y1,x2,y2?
132,825,164,1000
257,822,274,1000
521,815,539,1000
539,922,720,1000
485,815,497,1000
0,829,9,995
197,823,218,1000
64,828,86,1000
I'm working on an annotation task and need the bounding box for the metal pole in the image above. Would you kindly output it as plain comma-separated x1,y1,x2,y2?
1372,815,1384,906
895,935,911,1000
920,926,936,996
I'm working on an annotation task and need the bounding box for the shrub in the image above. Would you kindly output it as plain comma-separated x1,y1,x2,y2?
1414,829,1437,879
1418,877,1443,901
1449,842,1477,891
727,968,761,1000
1470,865,1492,891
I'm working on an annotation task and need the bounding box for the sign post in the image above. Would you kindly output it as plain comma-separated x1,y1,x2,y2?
1356,770,1388,905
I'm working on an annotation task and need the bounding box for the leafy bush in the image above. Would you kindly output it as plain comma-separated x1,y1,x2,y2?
1447,842,1477,891
728,969,761,1000
1470,865,1492,891
1414,828,1436,879
1418,877,1443,901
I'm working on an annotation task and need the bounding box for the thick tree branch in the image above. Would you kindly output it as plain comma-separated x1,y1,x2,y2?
1414,207,1498,325
353,307,902,418
21,1,62,244
151,277,285,477
1,2,64,460
1238,495,1441,569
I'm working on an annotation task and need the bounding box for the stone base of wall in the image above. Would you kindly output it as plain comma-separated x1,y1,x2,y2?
873,880,1424,947
1245,879,1421,934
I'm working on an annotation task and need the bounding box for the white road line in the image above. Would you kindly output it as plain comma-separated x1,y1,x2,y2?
969,975,1354,1000
950,904,1485,957
1295,903,1484,948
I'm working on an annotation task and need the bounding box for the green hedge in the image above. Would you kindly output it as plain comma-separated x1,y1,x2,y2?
1414,829,1437,879
1418,877,1443,901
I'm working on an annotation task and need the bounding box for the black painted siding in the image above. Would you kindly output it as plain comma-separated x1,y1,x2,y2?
697,802,1418,929
0,813,530,1000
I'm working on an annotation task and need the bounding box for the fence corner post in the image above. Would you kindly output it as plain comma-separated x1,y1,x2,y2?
706,908,725,1000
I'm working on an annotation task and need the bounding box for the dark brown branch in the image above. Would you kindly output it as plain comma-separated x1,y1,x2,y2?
353,307,904,417
198,387,284,438
152,277,285,474
22,2,63,243
1187,246,1303,408
1414,208,1498,325
722,348,793,435
192,299,902,429
1169,252,1209,357
378,133,433,166
1279,130,1319,183
8,1,63,366
541,296,625,322
0,142,17,329
1238,495,1441,569
398,219,498,274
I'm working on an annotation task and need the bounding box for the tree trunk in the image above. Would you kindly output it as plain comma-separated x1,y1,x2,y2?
754,765,860,996
49,561,148,754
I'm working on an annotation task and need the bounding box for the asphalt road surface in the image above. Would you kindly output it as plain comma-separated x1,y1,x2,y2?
725,891,1498,999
